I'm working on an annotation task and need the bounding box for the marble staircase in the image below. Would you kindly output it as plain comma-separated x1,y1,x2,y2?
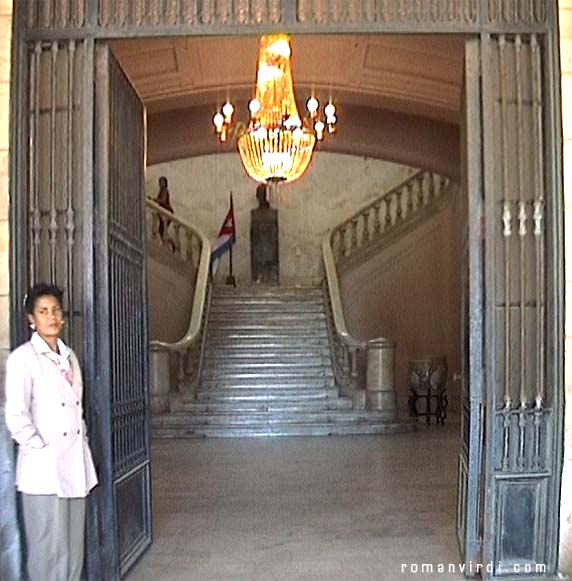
151,286,414,437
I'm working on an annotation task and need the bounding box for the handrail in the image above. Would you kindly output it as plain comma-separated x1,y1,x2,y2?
330,170,453,268
322,169,456,404
322,237,365,352
146,199,212,396
147,204,211,352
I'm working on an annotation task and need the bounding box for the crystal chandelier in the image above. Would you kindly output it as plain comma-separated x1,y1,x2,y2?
212,34,337,184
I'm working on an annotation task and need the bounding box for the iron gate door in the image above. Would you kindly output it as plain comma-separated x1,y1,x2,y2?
478,32,563,579
91,43,151,579
456,37,485,575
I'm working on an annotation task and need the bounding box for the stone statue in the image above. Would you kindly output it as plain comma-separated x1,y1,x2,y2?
250,183,279,285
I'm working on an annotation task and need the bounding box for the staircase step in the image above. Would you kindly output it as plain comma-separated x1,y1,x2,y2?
205,338,331,349
201,360,329,371
198,379,335,390
213,286,323,297
173,399,353,413
209,313,326,329
202,349,330,359
196,388,339,402
153,410,397,427
210,302,325,312
207,329,329,339
207,322,328,332
152,420,416,438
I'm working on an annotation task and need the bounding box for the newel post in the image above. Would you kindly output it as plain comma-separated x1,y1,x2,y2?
149,348,171,413
365,338,397,419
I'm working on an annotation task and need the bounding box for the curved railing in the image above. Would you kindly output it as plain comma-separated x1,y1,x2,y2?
330,170,454,269
322,240,366,400
322,170,456,404
146,200,212,401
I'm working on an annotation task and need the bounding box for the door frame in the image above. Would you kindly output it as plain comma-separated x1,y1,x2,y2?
7,1,564,579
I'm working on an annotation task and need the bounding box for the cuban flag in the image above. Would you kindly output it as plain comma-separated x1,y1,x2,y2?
211,194,236,272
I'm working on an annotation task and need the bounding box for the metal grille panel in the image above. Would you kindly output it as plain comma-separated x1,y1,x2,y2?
481,33,560,578
25,0,85,30
98,0,282,27
23,40,85,353
487,0,547,24
297,0,478,24
105,48,151,572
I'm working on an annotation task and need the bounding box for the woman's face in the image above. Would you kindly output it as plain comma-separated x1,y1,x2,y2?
28,295,63,342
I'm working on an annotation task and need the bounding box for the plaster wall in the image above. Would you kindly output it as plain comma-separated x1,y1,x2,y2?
560,0,572,575
340,198,462,415
147,243,195,343
145,153,416,287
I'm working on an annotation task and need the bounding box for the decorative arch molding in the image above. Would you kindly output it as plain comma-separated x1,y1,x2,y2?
146,103,461,179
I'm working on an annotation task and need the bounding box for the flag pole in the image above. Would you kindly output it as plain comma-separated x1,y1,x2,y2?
226,245,236,287
225,192,236,287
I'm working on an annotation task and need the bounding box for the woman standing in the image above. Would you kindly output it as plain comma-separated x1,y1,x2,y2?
4,283,98,581
155,175,174,241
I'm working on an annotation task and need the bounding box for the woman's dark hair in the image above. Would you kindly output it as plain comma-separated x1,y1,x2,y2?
24,283,64,315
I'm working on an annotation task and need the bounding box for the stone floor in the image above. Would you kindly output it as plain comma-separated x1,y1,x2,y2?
128,418,467,581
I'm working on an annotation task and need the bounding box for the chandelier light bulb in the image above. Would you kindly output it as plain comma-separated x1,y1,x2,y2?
324,102,336,117
292,127,304,140
326,114,337,125
314,120,325,140
307,96,319,116
268,38,291,58
249,99,261,115
284,115,301,130
222,102,234,123
213,112,224,131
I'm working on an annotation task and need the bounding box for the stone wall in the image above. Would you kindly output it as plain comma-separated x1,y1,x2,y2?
0,2,20,580
560,0,572,575
145,153,416,287
340,198,462,414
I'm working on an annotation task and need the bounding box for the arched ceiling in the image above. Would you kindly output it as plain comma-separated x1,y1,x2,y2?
111,34,464,177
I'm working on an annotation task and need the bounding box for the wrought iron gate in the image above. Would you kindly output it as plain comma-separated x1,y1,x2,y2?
91,43,151,579
478,32,563,578
456,37,485,575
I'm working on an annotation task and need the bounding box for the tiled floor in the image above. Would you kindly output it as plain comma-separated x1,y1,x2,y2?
128,419,466,581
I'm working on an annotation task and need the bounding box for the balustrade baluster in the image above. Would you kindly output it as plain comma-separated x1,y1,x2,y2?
438,175,447,197
428,171,436,200
172,224,182,254
395,192,403,223
385,199,392,228
191,231,199,263
338,227,347,257
332,229,340,259
177,352,185,392
373,203,381,236
416,173,425,207
351,219,359,253
406,181,414,215
362,211,370,245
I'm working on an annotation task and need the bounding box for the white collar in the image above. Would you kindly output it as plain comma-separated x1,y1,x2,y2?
31,332,71,360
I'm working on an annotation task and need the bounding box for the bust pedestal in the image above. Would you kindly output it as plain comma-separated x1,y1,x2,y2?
250,206,279,285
